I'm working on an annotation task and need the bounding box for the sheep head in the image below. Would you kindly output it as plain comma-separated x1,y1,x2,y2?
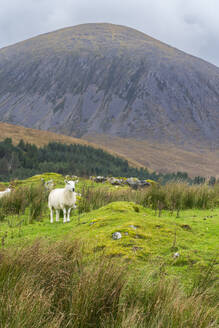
64,180,78,192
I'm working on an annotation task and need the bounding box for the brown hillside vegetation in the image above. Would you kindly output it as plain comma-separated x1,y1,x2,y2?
84,134,219,178
0,122,91,147
0,122,141,168
1,122,219,177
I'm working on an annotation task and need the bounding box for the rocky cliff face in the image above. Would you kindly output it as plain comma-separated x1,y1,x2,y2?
0,23,219,146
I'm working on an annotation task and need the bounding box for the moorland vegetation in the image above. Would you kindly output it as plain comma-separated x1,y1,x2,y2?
0,173,219,327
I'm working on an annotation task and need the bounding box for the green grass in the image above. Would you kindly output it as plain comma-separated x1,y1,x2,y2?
0,174,219,327
1,173,219,282
1,199,219,283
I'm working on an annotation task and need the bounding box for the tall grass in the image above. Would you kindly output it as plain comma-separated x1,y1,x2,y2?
77,185,136,214
0,183,48,222
1,181,219,224
26,184,48,222
142,182,219,214
78,182,219,215
0,240,218,328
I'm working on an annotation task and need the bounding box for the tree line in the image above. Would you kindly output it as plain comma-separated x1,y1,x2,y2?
0,138,216,184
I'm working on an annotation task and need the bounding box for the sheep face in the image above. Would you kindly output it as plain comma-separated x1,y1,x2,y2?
65,180,78,192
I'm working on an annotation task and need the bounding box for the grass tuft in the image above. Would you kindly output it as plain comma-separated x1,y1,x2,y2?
0,240,218,327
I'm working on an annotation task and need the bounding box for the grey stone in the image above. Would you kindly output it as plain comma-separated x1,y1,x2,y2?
129,225,137,230
112,232,122,240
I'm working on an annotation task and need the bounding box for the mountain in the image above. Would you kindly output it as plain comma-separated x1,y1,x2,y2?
0,23,219,148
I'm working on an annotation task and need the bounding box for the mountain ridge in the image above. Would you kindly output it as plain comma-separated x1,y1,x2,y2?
0,23,219,156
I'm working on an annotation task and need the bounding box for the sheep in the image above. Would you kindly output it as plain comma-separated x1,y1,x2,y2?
44,179,55,191
41,178,55,191
48,180,78,223
0,188,11,199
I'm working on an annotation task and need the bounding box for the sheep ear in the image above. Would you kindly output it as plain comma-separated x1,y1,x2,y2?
75,179,79,183
64,180,68,184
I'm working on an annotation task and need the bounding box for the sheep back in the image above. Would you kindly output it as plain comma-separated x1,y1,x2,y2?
48,188,76,210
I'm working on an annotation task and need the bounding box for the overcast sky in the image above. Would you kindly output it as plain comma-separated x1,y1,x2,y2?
1,0,219,66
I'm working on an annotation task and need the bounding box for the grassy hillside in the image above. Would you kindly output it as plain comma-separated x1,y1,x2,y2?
0,173,219,327
85,133,219,177
0,122,91,147
1,173,218,277
1,199,219,279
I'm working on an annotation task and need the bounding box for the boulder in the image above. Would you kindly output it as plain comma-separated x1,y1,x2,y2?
107,177,123,185
90,176,107,183
125,177,150,189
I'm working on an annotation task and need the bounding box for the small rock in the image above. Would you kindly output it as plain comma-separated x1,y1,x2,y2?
132,246,143,252
112,232,122,240
180,224,192,231
90,221,96,226
107,177,123,185
173,252,180,259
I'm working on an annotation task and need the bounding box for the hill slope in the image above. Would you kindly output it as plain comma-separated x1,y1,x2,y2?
0,122,142,168
84,133,219,177
0,23,219,147
1,122,219,177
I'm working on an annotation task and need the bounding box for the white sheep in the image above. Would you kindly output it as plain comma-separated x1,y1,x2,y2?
0,188,11,199
41,178,55,191
45,179,55,191
48,180,78,223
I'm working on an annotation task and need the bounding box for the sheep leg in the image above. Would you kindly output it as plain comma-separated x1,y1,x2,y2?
63,208,67,223
50,208,53,223
67,208,71,222
56,210,60,222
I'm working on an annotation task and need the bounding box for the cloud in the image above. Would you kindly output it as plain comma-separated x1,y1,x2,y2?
0,0,218,66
